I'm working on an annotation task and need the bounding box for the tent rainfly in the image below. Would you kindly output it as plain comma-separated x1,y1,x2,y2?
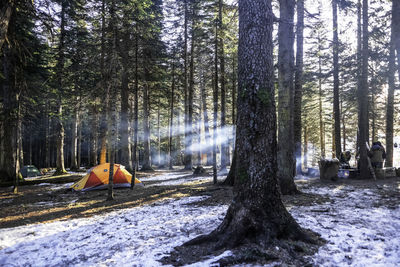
71,163,143,191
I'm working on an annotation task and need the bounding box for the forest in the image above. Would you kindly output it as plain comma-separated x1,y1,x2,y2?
1,0,400,266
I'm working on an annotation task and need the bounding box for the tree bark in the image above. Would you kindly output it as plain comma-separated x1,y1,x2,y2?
70,102,79,170
99,0,107,165
219,0,229,171
277,0,298,195
141,81,152,171
0,1,13,51
318,29,325,159
119,22,132,171
358,0,370,178
213,13,219,184
303,124,308,170
1,20,21,182
200,63,212,166
89,102,98,166
184,0,311,257
232,56,236,125
186,2,195,170
55,0,67,175
332,0,341,159
107,0,117,201
294,0,304,175
169,61,175,170
385,2,397,167
183,0,192,170
131,24,139,189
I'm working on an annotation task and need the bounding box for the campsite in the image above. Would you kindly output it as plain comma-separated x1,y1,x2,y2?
2,0,400,266
1,169,400,266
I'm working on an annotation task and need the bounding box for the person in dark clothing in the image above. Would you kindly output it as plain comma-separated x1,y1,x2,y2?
339,151,351,169
369,141,386,168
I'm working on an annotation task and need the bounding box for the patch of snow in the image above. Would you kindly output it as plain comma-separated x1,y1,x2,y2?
140,171,225,186
36,183,52,186
0,196,228,267
186,250,233,267
290,185,400,266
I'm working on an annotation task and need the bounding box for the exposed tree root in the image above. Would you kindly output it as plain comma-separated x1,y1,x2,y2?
162,202,324,266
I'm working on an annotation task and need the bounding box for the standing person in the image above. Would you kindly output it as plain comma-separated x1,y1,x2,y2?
369,141,386,168
339,151,351,169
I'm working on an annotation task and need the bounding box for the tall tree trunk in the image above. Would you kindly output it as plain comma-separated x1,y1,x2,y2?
77,120,82,168
184,0,192,170
157,100,161,166
219,0,228,171
232,56,236,125
119,20,132,171
107,0,117,201
332,0,341,159
183,0,312,256
131,25,139,189
142,81,152,171
294,0,304,175
386,8,396,167
303,124,308,170
70,103,79,170
277,0,297,195
45,100,50,167
0,10,21,185
200,64,212,166
89,102,98,166
358,0,370,178
99,0,107,165
55,0,67,175
169,62,175,170
213,14,219,184
341,98,346,152
186,3,195,170
318,31,325,158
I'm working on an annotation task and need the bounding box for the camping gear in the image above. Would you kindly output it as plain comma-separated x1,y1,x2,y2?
319,158,340,181
20,165,42,178
71,163,143,191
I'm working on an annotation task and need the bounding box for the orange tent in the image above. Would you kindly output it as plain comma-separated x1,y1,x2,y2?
71,163,143,191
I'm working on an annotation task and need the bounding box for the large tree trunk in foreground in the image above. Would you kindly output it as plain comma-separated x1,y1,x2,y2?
277,0,298,195
180,1,314,263
294,0,304,175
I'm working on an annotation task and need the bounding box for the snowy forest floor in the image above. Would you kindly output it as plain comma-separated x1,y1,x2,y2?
0,168,399,266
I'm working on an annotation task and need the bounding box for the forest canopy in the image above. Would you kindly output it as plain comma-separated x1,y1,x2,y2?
0,0,399,184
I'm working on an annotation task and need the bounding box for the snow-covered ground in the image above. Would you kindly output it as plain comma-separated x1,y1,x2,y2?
291,185,400,266
0,172,399,266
